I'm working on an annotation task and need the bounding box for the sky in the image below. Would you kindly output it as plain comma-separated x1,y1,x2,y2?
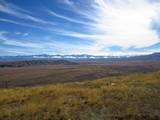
0,0,160,56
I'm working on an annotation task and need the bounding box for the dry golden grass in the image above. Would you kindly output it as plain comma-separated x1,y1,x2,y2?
0,71,160,120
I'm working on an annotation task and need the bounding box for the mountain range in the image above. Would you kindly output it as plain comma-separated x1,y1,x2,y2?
0,52,160,62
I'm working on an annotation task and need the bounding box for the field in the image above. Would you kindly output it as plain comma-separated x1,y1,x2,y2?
0,71,160,120
0,61,160,88
0,60,160,120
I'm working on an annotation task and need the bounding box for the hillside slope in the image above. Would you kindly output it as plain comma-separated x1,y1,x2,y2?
0,71,160,120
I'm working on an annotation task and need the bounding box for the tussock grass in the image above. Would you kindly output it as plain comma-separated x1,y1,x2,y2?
0,71,160,120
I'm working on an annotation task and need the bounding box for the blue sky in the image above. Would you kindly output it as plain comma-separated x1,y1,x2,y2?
0,0,160,56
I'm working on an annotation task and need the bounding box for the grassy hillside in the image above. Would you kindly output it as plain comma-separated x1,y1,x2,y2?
0,71,160,120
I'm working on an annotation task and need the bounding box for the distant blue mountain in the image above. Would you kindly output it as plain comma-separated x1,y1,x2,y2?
0,52,159,62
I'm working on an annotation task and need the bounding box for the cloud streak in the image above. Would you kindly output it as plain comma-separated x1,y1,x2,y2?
0,0,55,25
48,10,90,25
1,0,160,55
60,0,160,52
0,31,43,49
0,18,46,30
63,0,74,6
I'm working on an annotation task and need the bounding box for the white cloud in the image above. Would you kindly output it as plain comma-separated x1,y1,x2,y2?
63,0,74,6
0,18,48,30
15,32,29,37
1,0,160,55
91,0,160,48
48,10,90,25
0,31,42,48
61,0,160,53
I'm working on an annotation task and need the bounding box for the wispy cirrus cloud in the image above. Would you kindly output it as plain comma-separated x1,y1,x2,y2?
1,0,160,55
15,32,29,37
0,31,43,49
0,18,49,30
59,0,160,51
0,18,87,37
0,31,100,55
63,0,74,6
0,0,55,25
48,10,90,25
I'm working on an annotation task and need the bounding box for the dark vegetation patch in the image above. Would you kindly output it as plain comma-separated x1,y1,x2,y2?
0,59,77,68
